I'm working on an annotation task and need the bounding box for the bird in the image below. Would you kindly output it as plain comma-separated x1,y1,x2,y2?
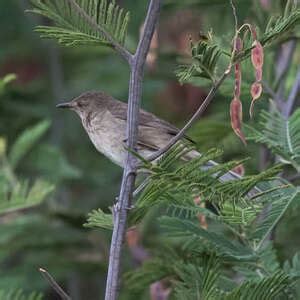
56,91,194,165
56,91,242,183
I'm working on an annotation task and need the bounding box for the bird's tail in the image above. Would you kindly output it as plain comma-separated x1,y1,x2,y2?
185,150,262,196
186,150,245,183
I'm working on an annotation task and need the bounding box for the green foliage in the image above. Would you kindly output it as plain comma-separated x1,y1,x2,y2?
129,146,285,235
172,255,220,300
218,271,293,300
262,1,300,45
123,144,299,298
284,252,300,278
126,249,297,299
2,0,299,298
246,108,300,171
29,0,130,47
84,208,113,230
160,216,255,262
176,37,223,84
125,257,173,291
0,180,54,215
236,2,300,62
177,2,300,85
251,186,300,250
0,289,43,300
27,144,82,182
0,120,54,215
0,74,16,96
8,120,51,169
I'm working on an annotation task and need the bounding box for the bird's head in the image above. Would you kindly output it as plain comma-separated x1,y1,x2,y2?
56,91,109,118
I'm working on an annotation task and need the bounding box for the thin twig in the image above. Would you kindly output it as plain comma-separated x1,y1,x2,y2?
39,268,71,300
230,0,238,31
147,72,229,162
283,67,300,118
66,0,133,63
147,0,241,166
104,1,162,300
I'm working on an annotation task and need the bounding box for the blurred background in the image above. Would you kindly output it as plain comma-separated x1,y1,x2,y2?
0,0,299,299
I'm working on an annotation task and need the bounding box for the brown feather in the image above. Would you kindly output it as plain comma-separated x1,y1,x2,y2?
106,96,195,144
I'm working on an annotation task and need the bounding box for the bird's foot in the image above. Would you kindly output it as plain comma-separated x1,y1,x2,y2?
113,201,134,213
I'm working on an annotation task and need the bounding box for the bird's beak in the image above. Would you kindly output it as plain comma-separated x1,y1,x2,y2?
56,102,73,109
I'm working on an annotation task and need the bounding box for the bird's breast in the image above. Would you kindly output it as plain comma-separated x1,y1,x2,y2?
82,111,127,167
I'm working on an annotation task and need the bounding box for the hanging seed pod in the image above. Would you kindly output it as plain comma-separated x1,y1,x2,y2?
249,27,264,117
230,36,246,144
234,62,242,99
230,97,246,145
251,82,262,101
250,82,262,118
232,163,245,176
251,40,264,69
234,37,243,99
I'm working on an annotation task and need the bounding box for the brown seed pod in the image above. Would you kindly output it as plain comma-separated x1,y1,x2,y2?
251,40,264,69
230,97,246,145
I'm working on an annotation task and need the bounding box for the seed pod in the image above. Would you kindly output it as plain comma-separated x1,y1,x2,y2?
255,67,262,82
235,36,243,52
234,62,242,99
233,37,243,105
251,82,262,100
251,40,264,69
250,82,263,118
230,98,246,145
249,34,264,117
232,164,245,176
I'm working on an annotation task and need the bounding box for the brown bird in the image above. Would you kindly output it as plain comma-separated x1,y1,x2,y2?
56,91,194,165
56,91,241,182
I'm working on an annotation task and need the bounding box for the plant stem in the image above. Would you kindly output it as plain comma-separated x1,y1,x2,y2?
39,268,71,300
104,1,161,299
147,71,229,162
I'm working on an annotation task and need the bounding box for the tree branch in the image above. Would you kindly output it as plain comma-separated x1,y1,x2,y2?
39,268,71,300
66,0,133,63
104,1,162,300
147,71,229,162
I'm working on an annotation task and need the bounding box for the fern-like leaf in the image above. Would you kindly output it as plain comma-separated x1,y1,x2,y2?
8,120,51,169
284,252,300,278
262,2,300,46
29,0,130,47
160,216,256,262
176,37,223,84
0,180,54,215
219,271,294,300
0,289,43,300
173,256,221,300
236,3,300,63
251,186,300,250
84,208,113,230
245,108,300,171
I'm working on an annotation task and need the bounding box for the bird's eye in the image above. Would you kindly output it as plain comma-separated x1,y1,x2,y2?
77,101,87,108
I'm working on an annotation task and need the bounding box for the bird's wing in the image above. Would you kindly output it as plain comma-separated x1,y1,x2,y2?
106,98,195,147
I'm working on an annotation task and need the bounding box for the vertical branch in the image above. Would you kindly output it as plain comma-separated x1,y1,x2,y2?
104,1,162,300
